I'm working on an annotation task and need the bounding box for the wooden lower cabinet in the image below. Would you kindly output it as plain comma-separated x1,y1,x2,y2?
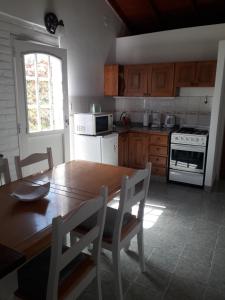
152,166,166,176
128,133,148,169
149,134,168,176
119,131,169,177
149,155,167,166
118,133,129,167
149,145,168,157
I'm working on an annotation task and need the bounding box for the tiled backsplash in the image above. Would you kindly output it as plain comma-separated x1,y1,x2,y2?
114,87,214,127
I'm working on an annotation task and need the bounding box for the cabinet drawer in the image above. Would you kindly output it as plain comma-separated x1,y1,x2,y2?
149,145,168,157
150,135,168,146
149,156,167,167
152,166,166,176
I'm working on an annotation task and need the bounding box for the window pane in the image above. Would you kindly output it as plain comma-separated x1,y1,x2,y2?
26,80,36,105
28,109,38,132
38,80,49,106
24,53,64,133
40,108,51,130
24,54,35,77
37,54,49,78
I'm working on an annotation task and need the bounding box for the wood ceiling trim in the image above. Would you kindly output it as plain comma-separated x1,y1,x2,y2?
106,0,225,36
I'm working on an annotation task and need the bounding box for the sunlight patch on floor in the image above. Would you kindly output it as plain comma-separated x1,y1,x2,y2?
109,198,165,229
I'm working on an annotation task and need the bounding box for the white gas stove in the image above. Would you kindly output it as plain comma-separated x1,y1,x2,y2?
171,128,208,146
169,127,209,186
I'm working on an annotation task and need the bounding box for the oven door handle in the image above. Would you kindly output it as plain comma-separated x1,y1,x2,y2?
170,143,206,153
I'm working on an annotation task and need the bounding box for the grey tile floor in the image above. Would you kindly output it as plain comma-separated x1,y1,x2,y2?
79,180,225,300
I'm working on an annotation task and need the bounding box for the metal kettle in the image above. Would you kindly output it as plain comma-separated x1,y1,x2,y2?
164,114,176,128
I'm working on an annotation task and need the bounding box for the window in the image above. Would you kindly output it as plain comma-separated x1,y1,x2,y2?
24,53,64,133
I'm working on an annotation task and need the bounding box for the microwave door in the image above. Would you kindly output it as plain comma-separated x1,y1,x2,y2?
96,116,109,134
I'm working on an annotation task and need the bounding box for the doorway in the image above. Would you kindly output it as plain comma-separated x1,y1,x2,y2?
14,40,70,175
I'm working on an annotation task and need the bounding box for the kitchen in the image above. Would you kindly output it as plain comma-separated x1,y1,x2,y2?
73,27,220,189
102,59,215,187
0,1,225,299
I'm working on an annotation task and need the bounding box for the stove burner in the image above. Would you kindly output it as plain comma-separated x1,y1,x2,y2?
176,127,208,135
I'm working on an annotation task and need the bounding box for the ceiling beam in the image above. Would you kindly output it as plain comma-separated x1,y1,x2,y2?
190,0,199,18
148,0,162,24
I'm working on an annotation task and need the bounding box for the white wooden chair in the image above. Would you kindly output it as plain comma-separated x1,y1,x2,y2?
0,157,11,185
75,163,151,300
15,147,53,179
15,186,108,300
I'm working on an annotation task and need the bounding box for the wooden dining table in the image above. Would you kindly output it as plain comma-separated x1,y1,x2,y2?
0,160,134,279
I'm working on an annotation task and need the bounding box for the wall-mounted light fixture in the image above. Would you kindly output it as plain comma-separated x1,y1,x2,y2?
44,12,64,35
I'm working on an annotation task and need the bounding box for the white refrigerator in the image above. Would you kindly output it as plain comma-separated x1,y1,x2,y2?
74,133,118,166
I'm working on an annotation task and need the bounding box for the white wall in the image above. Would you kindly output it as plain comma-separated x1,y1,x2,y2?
0,0,124,113
116,24,225,64
205,41,225,187
53,0,124,113
0,0,48,26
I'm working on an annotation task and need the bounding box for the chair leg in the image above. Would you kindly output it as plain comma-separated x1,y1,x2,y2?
123,241,131,252
112,248,123,300
137,230,145,272
96,267,102,300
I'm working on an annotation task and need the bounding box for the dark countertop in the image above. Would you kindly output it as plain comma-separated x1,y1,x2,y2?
114,124,177,135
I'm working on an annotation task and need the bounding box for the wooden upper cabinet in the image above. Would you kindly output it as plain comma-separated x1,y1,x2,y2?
104,64,124,96
104,64,118,96
175,62,196,87
151,63,175,96
124,65,148,96
175,61,216,87
124,63,175,97
104,60,217,97
195,61,216,86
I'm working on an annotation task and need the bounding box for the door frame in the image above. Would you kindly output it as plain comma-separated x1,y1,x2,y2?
13,39,70,162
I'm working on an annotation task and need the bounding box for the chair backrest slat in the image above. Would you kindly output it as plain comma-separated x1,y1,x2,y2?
15,147,53,179
126,168,150,189
60,226,99,271
61,197,104,236
0,158,11,185
124,189,145,211
46,186,108,300
112,162,151,244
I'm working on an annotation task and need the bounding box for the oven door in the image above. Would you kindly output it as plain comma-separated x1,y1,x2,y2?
170,144,206,174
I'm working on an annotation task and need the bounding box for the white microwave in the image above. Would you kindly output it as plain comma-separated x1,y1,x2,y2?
74,113,113,135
